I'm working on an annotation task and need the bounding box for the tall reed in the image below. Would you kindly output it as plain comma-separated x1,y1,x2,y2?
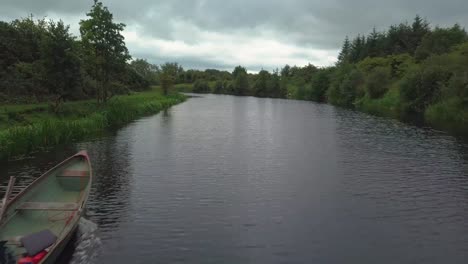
0,93,185,160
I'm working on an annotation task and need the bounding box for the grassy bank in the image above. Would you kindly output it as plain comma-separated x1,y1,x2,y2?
355,87,401,119
0,89,186,160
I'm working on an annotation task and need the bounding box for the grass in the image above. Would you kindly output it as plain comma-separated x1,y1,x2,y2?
355,87,401,119
425,98,468,135
0,88,186,160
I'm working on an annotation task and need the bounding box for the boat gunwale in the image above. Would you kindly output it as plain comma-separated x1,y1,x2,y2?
0,150,93,263
3,151,91,214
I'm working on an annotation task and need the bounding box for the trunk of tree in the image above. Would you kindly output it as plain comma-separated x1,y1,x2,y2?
52,94,64,114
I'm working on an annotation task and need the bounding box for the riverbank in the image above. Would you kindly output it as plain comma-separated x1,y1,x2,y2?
174,81,468,137
0,88,186,160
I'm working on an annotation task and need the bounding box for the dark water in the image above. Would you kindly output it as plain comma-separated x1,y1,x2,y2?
1,94,468,264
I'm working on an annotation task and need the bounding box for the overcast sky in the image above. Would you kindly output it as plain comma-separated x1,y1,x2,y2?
1,0,467,71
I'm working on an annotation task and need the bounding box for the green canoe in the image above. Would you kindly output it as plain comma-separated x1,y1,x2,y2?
0,151,92,264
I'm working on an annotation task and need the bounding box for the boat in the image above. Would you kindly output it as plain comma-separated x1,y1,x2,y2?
0,151,92,264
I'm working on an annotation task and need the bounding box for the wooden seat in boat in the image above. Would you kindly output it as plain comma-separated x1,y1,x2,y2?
58,170,89,177
17,202,79,211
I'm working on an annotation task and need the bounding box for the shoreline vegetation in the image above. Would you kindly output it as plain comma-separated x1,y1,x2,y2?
0,1,187,160
164,16,467,137
0,89,185,160
1,4,467,162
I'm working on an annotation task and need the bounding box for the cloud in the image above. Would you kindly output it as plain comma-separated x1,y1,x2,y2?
1,0,467,71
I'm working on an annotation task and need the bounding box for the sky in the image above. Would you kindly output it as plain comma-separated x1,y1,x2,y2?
1,0,467,72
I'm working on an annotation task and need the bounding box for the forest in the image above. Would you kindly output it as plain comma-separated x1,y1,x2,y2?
156,16,467,135
0,1,188,107
1,10,467,135
0,1,185,160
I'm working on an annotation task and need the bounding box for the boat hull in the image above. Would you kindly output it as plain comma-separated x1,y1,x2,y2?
40,221,79,264
0,151,92,264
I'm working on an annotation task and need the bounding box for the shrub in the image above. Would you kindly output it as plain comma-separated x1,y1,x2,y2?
365,66,392,99
425,98,468,135
308,68,333,102
328,65,364,107
192,79,210,93
399,65,451,113
213,81,224,94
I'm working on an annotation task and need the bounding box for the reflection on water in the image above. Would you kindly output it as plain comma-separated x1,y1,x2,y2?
1,94,468,264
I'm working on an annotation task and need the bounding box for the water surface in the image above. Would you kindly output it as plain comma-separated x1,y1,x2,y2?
1,94,468,263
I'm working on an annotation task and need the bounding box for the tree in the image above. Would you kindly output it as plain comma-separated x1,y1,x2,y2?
338,36,351,64
410,15,430,54
232,66,249,95
268,69,282,98
365,66,391,99
6,17,49,100
400,65,451,113
193,79,210,93
158,62,184,84
159,63,177,95
80,0,130,103
415,25,467,61
366,28,385,57
328,65,363,107
130,59,159,84
309,68,333,102
385,23,412,55
280,65,291,79
253,69,270,97
350,35,366,63
40,20,82,111
213,80,224,94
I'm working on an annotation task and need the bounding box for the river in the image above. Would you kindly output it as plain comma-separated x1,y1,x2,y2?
1,94,468,264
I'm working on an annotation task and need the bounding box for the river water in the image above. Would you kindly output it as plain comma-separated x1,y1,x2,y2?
1,94,468,264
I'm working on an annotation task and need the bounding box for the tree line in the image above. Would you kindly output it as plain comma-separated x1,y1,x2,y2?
316,15,468,134
179,16,467,134
2,9,466,133
0,1,161,109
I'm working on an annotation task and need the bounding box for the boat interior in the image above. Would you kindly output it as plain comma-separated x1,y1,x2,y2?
0,155,91,260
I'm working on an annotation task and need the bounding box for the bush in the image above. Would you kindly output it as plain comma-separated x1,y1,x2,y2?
425,98,468,135
192,79,211,93
365,66,392,99
328,65,364,107
357,57,390,73
399,65,451,113
355,86,401,118
213,81,224,94
308,68,333,102
0,93,186,160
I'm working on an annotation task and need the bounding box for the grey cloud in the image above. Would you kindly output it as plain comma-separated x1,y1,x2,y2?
1,0,467,70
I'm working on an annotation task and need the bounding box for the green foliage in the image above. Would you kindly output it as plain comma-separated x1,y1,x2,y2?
308,68,333,102
357,57,390,73
327,65,364,107
130,59,159,84
268,70,284,98
365,66,392,99
41,20,83,111
213,80,224,94
0,91,186,160
425,98,468,135
355,87,401,118
400,64,451,113
0,5,148,104
338,16,433,64
158,63,184,95
232,66,249,95
338,36,351,64
415,24,467,61
253,70,271,97
192,79,211,93
80,0,130,103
